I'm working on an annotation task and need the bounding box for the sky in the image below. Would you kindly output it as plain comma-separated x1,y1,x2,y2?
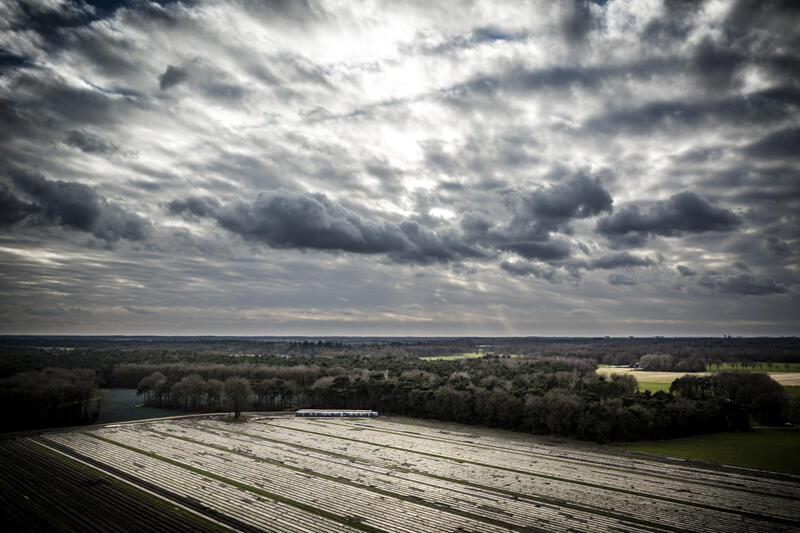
0,0,798,336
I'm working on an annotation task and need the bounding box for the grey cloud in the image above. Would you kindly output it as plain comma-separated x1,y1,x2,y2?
159,64,190,90
168,196,221,218
733,261,751,272
712,273,789,296
596,191,741,245
64,130,119,154
608,273,638,286
8,171,149,242
461,174,612,262
451,57,681,102
5,1,99,45
499,260,559,283
169,190,485,265
588,252,655,270
562,0,595,45
158,60,246,100
501,240,572,261
745,127,800,160
692,37,745,92
0,184,35,226
494,174,612,249
766,236,792,257
677,264,696,277
585,87,800,135
523,173,613,226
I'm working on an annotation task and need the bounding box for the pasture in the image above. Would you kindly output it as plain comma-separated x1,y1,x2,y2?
3,415,799,532
620,428,800,474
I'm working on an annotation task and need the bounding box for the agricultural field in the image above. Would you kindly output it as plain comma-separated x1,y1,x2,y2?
420,352,523,360
419,352,488,360
596,366,800,387
4,415,800,532
620,428,800,474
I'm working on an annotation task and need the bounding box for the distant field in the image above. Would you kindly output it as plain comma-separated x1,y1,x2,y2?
420,352,524,361
597,367,800,386
620,428,800,475
7,415,799,532
635,381,671,393
420,352,485,360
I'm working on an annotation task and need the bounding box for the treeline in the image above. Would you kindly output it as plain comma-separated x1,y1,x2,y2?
0,368,104,430
129,355,787,443
637,353,706,372
2,336,799,380
671,372,786,425
2,337,797,436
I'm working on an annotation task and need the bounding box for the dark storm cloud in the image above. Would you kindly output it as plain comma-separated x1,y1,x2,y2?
766,237,792,257
562,0,595,45
608,273,638,286
211,190,410,254
523,173,613,226
500,260,559,282
498,251,655,285
702,272,789,296
168,197,221,218
691,37,745,92
585,87,800,135
501,240,572,261
744,127,800,160
7,171,149,242
596,191,741,245
64,130,119,154
498,173,613,243
457,174,613,262
588,252,655,270
448,57,682,103
169,190,485,264
0,184,35,226
1,0,797,335
157,60,246,100
159,64,190,90
6,1,98,42
2,72,135,146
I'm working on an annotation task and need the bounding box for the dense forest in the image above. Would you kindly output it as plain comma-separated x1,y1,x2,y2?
0,336,797,439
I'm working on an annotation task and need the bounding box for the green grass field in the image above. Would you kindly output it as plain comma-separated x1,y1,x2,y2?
420,352,486,361
619,428,800,474
706,362,800,372
636,381,671,393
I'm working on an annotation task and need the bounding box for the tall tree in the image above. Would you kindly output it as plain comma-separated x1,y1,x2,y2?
224,377,251,419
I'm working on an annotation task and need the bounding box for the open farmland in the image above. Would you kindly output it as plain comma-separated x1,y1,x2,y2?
597,367,800,386
3,416,799,533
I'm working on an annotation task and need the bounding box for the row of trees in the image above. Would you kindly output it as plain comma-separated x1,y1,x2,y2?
138,373,252,419
134,357,787,442
0,368,105,430
637,353,706,372
670,372,786,425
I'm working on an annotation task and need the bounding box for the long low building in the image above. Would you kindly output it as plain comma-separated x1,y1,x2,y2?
295,409,378,417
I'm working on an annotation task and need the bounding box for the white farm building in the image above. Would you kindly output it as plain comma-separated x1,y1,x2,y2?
295,409,378,418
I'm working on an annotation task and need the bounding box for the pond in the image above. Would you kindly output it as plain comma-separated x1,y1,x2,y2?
96,388,180,424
